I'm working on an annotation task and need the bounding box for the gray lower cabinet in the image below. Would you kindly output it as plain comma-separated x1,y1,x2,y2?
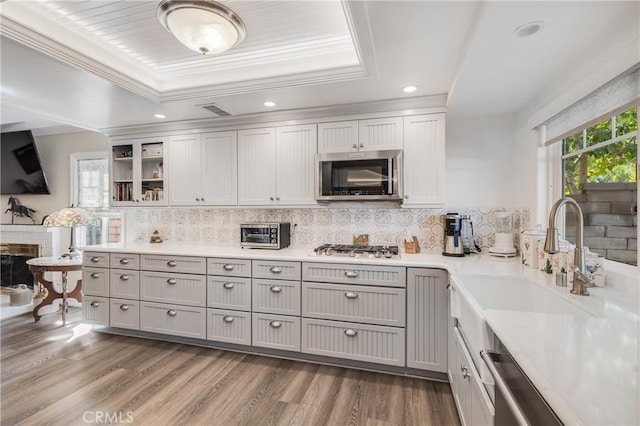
302,263,406,288
301,318,405,366
110,269,140,299
252,313,301,352
141,255,206,275
207,258,251,277
207,308,251,345
110,298,140,330
140,271,206,307
302,282,405,327
406,268,448,372
83,267,110,297
252,279,301,316
83,296,109,325
140,301,206,339
252,260,301,281
207,276,251,311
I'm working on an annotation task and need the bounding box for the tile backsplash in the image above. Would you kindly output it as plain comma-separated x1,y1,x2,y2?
131,207,530,254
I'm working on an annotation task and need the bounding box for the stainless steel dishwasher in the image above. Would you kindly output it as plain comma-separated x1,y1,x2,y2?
481,340,563,426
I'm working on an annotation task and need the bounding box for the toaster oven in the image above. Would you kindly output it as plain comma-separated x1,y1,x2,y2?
240,223,291,249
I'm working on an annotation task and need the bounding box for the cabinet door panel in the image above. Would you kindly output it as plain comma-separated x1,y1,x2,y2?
275,124,317,205
238,128,276,205
317,121,358,153
403,114,445,206
167,134,201,206
358,117,403,151
201,131,237,205
406,268,448,372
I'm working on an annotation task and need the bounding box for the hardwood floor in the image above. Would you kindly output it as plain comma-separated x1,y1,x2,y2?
1,309,460,426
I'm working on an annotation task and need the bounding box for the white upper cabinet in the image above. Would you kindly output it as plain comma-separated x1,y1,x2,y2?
275,124,317,205
111,138,167,207
238,125,317,206
318,121,358,153
318,117,403,153
403,113,446,206
168,131,237,206
358,117,404,151
238,128,277,206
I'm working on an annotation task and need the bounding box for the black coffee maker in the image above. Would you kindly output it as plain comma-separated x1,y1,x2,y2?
442,213,465,257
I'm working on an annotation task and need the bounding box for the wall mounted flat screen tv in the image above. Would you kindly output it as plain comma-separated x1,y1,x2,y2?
1,130,51,194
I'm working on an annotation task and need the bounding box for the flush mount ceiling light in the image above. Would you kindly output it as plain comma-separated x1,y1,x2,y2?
403,85,418,93
157,0,246,55
153,113,167,119
263,101,276,107
514,21,545,37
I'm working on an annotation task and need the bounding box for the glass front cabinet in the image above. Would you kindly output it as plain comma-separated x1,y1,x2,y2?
110,138,167,207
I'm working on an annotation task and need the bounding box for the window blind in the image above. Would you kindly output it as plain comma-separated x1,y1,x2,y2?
543,66,640,146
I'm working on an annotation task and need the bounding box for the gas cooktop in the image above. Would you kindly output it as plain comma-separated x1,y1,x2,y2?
312,244,400,259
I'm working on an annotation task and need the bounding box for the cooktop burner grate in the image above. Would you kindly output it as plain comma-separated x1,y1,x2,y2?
313,244,400,259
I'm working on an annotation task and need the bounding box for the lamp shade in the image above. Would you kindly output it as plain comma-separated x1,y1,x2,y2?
158,0,246,55
43,206,98,228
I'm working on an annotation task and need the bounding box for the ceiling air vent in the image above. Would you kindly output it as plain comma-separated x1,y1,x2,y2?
200,103,232,117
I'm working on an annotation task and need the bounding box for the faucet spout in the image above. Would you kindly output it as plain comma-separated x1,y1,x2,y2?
544,197,594,295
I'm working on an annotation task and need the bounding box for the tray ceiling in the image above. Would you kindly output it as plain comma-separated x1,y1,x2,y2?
1,0,362,99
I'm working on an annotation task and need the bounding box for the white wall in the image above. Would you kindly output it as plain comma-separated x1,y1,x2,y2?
1,130,109,253
445,113,525,207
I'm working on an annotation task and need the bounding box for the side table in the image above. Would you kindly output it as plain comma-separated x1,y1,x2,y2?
26,256,83,325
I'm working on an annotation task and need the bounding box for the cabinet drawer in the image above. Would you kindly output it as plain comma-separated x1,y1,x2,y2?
82,296,109,326
140,301,206,339
252,313,300,352
83,252,109,268
252,279,300,316
140,272,206,307
301,318,405,366
207,308,251,345
302,263,406,288
110,253,140,270
302,282,405,327
110,269,140,299
82,267,110,297
110,299,140,330
207,258,251,277
252,260,301,281
140,255,206,274
207,276,251,311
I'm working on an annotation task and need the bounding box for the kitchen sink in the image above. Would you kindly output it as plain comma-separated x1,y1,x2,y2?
450,275,596,395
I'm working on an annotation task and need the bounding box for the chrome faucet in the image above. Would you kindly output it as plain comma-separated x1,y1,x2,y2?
544,197,595,296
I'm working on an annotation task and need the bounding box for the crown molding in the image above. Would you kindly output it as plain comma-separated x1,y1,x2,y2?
103,95,447,138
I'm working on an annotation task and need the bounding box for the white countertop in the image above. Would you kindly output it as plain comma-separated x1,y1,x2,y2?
82,241,639,425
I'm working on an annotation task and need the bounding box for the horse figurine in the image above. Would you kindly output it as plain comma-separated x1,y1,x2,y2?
4,195,37,224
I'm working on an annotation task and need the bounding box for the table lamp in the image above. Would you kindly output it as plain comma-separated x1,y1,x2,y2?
42,205,99,259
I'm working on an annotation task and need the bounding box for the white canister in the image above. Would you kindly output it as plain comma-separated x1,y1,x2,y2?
10,284,33,306
521,226,546,268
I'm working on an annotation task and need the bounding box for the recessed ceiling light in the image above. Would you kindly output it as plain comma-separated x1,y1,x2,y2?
154,113,166,119
403,85,418,93
514,21,545,37
263,101,276,107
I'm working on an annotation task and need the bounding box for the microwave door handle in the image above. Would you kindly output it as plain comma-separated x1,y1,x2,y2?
388,157,393,195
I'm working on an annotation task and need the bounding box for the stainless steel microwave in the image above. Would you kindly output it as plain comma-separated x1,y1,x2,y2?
240,223,291,249
316,150,403,202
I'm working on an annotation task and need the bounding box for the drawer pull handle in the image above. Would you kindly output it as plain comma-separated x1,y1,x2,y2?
167,310,177,317
167,278,177,285
270,286,282,293
269,321,282,328
90,273,100,279
90,256,100,263
120,275,129,281
120,258,130,265
120,304,129,311
461,366,470,379
90,301,100,308
223,264,235,271
223,282,235,290
269,266,282,274
344,329,358,337
344,271,359,278
223,316,234,323
344,291,358,299
167,260,177,267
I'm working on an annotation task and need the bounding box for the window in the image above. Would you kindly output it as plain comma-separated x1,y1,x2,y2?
561,106,637,265
70,152,122,245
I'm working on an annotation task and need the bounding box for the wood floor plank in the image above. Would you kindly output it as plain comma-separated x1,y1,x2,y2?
1,311,461,426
